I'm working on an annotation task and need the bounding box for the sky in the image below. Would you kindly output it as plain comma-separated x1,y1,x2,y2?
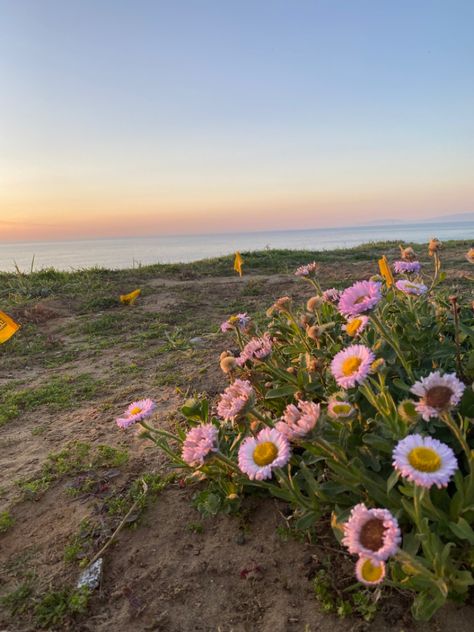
1,0,473,242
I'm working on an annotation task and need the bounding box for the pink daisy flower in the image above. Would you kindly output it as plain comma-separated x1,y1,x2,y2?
355,557,386,586
275,400,320,440
217,379,254,422
338,281,382,317
395,280,427,296
342,503,401,562
392,434,458,489
343,315,369,338
295,261,318,277
330,344,375,389
236,333,272,366
116,398,156,429
393,260,421,274
182,423,219,466
238,427,290,480
410,371,465,420
322,288,341,303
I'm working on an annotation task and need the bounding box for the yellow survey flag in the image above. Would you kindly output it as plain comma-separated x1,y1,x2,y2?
0,310,20,344
378,255,394,287
233,251,243,277
120,288,141,305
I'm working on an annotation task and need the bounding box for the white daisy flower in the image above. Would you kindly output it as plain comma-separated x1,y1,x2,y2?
410,371,465,420
392,434,458,488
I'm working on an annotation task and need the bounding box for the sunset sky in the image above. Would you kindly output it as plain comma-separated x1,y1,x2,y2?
1,1,473,242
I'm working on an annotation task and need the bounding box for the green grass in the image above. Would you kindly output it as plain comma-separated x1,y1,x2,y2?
1,240,471,314
0,510,15,533
17,442,129,499
34,587,89,628
0,374,103,425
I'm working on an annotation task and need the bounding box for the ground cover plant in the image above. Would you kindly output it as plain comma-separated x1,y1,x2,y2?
116,240,474,622
1,240,473,630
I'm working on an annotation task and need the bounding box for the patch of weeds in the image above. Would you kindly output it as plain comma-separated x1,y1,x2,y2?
105,472,174,522
63,538,84,564
312,567,380,622
0,374,103,425
34,586,89,628
31,424,48,436
192,481,241,518
63,520,97,565
0,581,34,616
80,296,120,313
18,476,51,499
276,523,307,543
187,521,204,534
81,313,125,337
240,278,267,296
95,444,128,468
0,510,15,533
18,442,129,499
114,362,143,377
44,347,81,368
161,326,190,351
132,319,167,343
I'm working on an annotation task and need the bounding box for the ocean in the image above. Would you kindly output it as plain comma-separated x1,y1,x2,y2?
0,221,473,273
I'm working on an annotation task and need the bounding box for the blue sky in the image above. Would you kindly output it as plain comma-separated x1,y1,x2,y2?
1,1,473,240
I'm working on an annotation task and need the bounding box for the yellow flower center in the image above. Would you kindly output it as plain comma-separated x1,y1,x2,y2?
408,446,441,472
346,319,362,336
342,357,362,376
130,406,142,415
253,441,278,466
332,404,352,416
354,294,368,304
360,558,384,583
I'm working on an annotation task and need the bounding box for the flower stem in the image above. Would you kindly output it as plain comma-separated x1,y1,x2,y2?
370,312,414,381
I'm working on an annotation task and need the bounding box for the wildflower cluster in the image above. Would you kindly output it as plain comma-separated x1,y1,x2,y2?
116,242,474,621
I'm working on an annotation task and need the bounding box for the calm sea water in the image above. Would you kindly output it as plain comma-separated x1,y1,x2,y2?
1,221,473,273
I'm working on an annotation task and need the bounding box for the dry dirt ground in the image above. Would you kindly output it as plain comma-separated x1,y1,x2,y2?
0,243,473,631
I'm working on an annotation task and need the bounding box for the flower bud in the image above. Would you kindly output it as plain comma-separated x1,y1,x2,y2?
305,353,319,372
307,296,324,312
398,399,419,424
220,355,237,374
399,245,416,261
428,237,442,256
286,366,296,374
370,358,385,373
306,325,323,340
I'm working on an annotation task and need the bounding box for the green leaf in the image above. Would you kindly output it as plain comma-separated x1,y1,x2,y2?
392,378,412,392
411,589,446,621
459,388,474,417
295,511,319,531
265,385,297,399
362,433,393,454
386,469,400,493
448,518,474,545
